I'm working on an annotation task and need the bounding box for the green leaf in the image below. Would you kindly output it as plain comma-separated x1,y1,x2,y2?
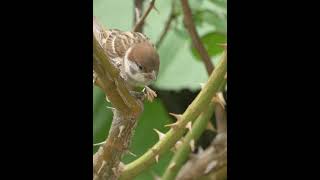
190,32,226,61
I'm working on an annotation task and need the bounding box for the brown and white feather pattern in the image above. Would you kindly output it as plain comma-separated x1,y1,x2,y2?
105,29,154,66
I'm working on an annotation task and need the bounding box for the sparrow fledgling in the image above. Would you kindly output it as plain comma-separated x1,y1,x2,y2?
103,29,160,101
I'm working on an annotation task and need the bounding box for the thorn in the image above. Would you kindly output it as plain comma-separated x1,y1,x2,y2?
217,92,226,106
152,3,159,14
204,161,218,174
169,112,182,120
164,121,180,128
105,96,110,102
153,7,159,14
93,141,105,146
118,162,125,172
171,139,183,152
175,140,183,150
197,146,204,154
127,150,137,157
165,113,182,128
206,122,216,132
186,121,192,131
119,161,125,167
189,139,195,152
212,92,226,109
93,71,97,84
217,43,227,49
153,129,165,141
168,162,176,170
200,83,205,89
148,0,159,14
151,171,161,180
106,106,114,111
112,167,118,176
155,154,159,163
151,147,159,154
118,125,125,138
97,160,106,174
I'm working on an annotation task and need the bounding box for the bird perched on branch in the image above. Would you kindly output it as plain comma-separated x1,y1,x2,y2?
94,23,160,101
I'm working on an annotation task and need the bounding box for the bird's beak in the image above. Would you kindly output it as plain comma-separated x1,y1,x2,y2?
145,71,156,81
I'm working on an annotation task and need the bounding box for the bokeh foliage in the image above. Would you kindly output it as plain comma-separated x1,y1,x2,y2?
93,0,226,179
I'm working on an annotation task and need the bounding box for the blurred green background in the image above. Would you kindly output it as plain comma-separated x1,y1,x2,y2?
93,0,226,179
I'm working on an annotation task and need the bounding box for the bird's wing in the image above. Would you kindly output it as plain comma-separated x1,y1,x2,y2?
105,29,152,59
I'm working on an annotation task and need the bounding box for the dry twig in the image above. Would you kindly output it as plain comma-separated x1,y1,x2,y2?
133,0,156,32
180,0,214,74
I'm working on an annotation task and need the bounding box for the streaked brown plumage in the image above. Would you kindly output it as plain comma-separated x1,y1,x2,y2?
105,29,151,59
103,29,160,87
93,18,160,101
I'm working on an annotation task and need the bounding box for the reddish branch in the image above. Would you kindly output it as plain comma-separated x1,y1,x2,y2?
180,0,214,75
133,0,156,32
133,0,144,32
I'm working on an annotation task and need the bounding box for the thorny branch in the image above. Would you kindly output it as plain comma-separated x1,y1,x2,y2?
176,97,227,180
93,17,143,180
161,81,227,180
119,50,227,180
133,0,156,32
180,0,215,74
177,139,227,180
161,100,217,180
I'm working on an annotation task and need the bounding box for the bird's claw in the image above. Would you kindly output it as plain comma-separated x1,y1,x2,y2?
143,86,157,102
129,91,145,101
129,87,157,102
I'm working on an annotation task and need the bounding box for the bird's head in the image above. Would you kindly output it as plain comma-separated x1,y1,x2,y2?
124,42,160,86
